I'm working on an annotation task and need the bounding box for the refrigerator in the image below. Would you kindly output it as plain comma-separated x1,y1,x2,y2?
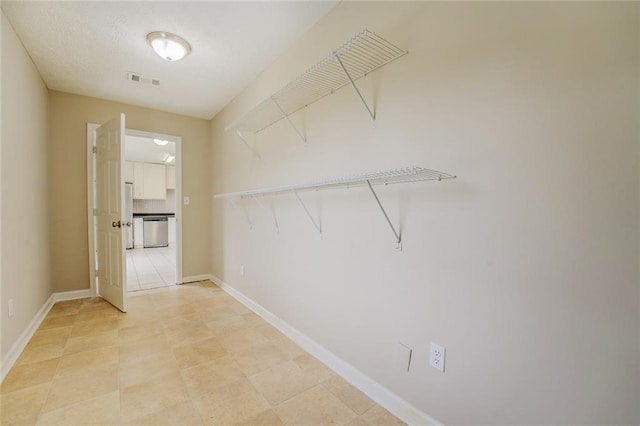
125,182,134,249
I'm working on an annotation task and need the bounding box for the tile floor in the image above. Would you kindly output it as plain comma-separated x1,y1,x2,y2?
126,246,176,292
0,281,405,425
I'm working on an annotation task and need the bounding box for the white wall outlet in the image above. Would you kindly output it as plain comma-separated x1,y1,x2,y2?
240,265,245,276
8,299,14,317
395,342,413,372
183,196,190,205
429,342,446,372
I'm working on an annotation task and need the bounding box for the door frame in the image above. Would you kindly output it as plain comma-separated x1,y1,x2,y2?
87,123,184,296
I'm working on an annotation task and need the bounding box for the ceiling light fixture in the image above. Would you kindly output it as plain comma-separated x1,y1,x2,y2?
153,138,169,146
164,155,175,164
146,31,191,62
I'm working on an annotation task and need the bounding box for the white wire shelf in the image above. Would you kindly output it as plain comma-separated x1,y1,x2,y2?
214,167,455,199
214,167,456,250
225,29,407,149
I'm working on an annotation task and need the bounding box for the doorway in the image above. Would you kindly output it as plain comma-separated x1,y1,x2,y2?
124,134,177,291
87,123,183,297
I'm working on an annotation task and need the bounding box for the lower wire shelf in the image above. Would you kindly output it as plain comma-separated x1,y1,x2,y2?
213,166,456,250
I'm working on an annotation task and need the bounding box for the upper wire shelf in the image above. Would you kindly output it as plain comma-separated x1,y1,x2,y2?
213,167,455,199
225,29,407,136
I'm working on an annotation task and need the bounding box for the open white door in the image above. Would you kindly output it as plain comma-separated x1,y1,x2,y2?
95,114,127,312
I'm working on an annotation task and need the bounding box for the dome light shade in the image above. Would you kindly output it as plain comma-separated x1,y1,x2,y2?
153,138,169,146
146,31,191,62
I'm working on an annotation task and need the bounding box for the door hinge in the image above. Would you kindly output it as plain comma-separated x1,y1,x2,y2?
95,269,99,276
92,146,97,154
93,208,97,216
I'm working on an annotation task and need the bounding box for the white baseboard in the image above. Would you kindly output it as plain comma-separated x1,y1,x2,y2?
1,289,91,383
208,274,441,426
53,289,91,302
181,274,211,284
1,294,55,382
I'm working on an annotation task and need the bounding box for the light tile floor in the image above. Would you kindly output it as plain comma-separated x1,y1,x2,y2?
0,281,406,425
126,246,176,292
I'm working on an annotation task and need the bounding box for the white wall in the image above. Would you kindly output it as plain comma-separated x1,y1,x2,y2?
0,12,51,362
210,2,639,424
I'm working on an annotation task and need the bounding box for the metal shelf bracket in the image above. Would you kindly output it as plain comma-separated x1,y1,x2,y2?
292,189,322,236
366,180,401,250
251,193,279,233
335,54,375,123
230,198,252,229
271,97,307,144
235,130,260,158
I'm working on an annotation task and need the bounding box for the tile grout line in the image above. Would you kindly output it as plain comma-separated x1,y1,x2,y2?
33,300,78,422
171,303,209,426
117,320,124,425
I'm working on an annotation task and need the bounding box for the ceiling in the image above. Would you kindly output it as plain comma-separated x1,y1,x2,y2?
125,135,175,164
1,1,337,120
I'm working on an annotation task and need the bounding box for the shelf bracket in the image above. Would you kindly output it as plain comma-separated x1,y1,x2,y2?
230,198,252,230
271,97,307,144
251,193,279,233
235,130,260,158
335,54,376,123
292,190,322,236
366,180,401,250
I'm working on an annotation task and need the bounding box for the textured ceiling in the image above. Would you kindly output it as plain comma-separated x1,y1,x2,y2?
1,1,337,119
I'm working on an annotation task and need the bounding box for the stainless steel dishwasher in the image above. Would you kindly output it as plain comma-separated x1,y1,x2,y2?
143,216,169,248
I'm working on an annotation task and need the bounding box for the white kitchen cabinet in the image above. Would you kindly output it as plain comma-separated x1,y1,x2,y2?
142,163,166,199
133,162,144,198
166,165,175,190
130,161,167,200
168,217,176,244
133,218,143,248
124,161,134,183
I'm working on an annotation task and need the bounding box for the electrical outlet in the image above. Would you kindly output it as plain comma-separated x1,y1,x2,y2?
8,299,14,317
240,265,245,276
429,342,445,372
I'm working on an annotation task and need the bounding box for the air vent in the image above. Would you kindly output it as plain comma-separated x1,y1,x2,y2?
127,72,160,87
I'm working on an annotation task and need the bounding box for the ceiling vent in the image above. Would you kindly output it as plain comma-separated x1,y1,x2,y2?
127,72,160,87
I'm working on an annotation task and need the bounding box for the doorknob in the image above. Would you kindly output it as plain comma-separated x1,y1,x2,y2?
111,221,121,228
125,221,132,227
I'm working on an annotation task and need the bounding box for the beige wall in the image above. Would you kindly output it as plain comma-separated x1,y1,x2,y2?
210,2,640,423
49,91,211,292
1,12,51,360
